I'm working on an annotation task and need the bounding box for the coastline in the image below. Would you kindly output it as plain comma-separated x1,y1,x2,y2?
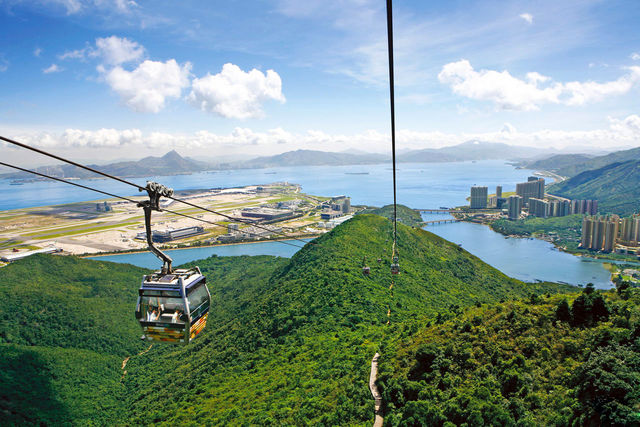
79,235,319,258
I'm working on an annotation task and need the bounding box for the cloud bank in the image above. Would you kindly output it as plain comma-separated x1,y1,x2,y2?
439,60,640,110
6,114,640,157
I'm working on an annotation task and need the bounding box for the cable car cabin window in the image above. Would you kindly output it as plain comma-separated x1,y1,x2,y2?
140,296,185,324
187,284,209,316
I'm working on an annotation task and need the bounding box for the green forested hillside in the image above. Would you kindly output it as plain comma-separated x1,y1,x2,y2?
548,160,640,215
122,214,568,425
0,254,149,425
378,285,640,426
1,214,574,425
526,146,640,177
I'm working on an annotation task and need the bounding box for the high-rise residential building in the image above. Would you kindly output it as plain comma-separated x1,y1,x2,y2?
604,220,619,252
619,215,640,247
496,185,502,198
529,198,550,218
581,216,594,248
591,218,606,251
508,195,522,220
516,177,545,204
582,215,619,252
570,199,599,215
470,186,488,209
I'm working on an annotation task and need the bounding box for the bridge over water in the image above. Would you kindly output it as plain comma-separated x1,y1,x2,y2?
423,218,459,226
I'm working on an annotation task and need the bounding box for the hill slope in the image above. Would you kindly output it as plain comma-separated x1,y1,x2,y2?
121,214,569,425
0,214,572,425
548,160,640,215
378,287,640,426
526,146,640,177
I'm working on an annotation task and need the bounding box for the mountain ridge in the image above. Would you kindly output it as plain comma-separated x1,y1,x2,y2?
548,159,640,215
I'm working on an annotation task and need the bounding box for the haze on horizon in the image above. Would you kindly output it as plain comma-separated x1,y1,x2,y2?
1,0,640,166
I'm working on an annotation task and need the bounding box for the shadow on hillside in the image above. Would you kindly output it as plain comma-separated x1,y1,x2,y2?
0,344,70,425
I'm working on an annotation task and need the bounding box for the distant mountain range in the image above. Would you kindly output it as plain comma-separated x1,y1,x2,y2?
4,141,563,180
398,140,551,163
3,150,209,180
231,149,387,169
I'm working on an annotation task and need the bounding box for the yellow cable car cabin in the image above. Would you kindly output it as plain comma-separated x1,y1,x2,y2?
135,267,210,344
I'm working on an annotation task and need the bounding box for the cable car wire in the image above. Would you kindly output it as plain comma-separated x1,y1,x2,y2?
0,161,306,249
0,135,313,246
386,0,398,249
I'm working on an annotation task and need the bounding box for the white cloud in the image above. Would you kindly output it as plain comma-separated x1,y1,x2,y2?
0,57,7,72
48,0,82,14
188,63,285,119
59,36,144,65
91,36,144,65
519,13,533,24
94,0,138,13
631,52,640,61
45,0,137,15
43,64,63,74
439,60,640,110
102,59,192,113
58,47,89,61
34,47,42,57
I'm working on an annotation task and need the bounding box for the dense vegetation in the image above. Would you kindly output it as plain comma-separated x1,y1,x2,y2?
359,204,425,228
0,254,148,425
0,213,583,425
378,285,640,426
491,214,583,243
548,160,640,216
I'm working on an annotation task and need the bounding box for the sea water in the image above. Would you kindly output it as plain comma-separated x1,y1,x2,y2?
2,160,616,287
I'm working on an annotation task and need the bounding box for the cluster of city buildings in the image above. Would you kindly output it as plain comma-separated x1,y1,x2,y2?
136,226,206,243
320,196,351,219
470,176,598,221
217,223,283,243
95,201,112,212
581,214,640,253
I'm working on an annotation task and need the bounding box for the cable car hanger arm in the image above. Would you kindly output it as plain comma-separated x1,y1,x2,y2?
139,181,174,274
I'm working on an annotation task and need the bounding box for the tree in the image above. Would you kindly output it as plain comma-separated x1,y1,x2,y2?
555,299,571,322
574,345,640,426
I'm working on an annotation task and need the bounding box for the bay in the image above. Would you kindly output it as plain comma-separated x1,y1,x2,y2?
3,160,617,288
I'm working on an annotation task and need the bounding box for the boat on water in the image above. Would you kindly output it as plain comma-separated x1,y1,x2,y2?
345,172,369,175
9,181,23,185
264,172,277,175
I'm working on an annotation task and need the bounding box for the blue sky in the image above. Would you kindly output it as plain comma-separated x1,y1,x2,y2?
1,0,640,164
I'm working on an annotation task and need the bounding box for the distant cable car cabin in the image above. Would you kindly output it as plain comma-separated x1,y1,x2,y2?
135,181,211,345
362,256,371,275
391,256,400,275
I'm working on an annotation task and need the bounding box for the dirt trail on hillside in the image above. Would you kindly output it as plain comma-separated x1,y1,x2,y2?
369,352,383,427
121,344,153,380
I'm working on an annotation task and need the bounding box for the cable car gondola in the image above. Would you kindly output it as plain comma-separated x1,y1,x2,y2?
391,256,400,275
134,182,211,345
362,256,371,276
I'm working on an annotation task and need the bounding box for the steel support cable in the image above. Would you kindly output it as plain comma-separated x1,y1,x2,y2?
386,0,398,254
0,135,313,246
0,161,306,249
